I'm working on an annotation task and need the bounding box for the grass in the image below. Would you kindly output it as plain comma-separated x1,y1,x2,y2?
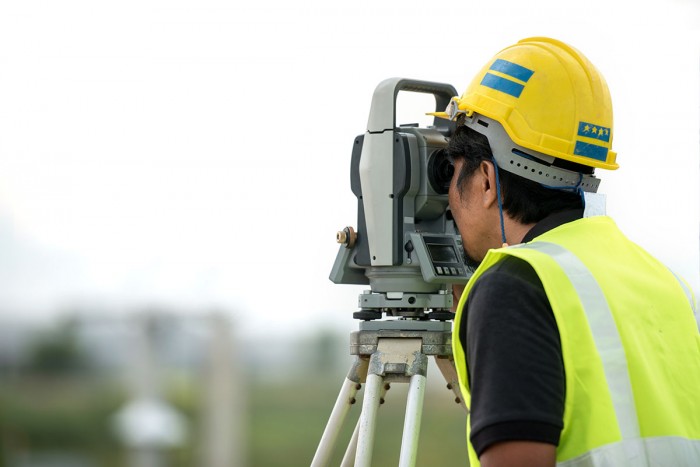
0,362,469,466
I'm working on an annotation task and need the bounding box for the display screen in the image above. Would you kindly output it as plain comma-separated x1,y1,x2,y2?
427,243,459,263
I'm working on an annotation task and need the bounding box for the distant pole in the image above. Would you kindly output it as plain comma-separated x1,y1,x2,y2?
199,312,246,467
113,313,186,467
130,314,165,467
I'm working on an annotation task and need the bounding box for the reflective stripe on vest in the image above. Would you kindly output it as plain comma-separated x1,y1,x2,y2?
513,241,640,440
666,267,700,332
559,436,700,466
514,241,700,466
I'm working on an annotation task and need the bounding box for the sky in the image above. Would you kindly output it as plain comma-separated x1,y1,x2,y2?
0,0,698,339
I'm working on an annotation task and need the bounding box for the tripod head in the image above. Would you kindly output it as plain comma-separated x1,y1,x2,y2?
330,79,473,321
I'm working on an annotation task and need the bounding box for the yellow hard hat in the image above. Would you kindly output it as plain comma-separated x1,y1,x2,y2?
434,37,617,170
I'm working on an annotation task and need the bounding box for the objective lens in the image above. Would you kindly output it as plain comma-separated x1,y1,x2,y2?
428,149,454,195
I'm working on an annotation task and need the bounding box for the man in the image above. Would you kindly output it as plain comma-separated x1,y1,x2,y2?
437,37,700,466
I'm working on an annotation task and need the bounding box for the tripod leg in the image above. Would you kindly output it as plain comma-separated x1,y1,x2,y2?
398,373,427,467
434,355,468,412
340,420,360,467
341,382,389,467
311,358,367,467
355,373,383,467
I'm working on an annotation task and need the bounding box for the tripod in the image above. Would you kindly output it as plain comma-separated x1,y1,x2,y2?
311,319,467,467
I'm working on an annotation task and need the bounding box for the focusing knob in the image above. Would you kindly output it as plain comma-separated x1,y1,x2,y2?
336,226,357,249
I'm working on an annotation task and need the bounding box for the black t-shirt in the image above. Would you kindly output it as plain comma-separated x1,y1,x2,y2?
458,210,583,457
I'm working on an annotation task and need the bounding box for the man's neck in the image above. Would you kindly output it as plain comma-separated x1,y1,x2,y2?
503,216,537,246
520,209,585,243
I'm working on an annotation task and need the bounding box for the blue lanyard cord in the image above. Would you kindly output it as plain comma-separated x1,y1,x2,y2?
491,158,507,245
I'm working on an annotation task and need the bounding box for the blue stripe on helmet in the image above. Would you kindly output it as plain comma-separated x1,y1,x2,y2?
490,59,534,83
574,141,608,162
480,73,525,98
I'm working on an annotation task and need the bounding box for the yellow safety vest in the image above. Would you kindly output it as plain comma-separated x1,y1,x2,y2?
453,216,700,466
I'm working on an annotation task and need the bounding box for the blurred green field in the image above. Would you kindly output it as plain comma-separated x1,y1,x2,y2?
0,366,468,466
0,319,469,466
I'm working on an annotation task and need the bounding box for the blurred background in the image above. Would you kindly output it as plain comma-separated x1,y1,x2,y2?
0,0,698,466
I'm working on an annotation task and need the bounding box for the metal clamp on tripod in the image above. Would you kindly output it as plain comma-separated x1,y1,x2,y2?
311,320,465,467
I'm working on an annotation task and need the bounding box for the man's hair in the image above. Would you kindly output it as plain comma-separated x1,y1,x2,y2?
446,124,585,225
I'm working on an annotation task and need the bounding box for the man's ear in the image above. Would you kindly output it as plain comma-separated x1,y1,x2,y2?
479,160,499,209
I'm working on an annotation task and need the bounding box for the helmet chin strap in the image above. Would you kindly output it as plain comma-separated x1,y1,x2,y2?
491,158,508,246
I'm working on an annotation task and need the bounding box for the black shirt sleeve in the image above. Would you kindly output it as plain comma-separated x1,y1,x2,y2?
459,256,565,457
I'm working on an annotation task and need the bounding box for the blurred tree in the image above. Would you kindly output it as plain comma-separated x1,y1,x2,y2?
24,318,88,375
298,328,348,380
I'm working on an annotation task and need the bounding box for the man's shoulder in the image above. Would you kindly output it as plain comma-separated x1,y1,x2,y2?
465,254,553,331
474,254,542,290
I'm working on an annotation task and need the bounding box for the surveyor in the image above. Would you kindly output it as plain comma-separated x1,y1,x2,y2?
437,37,700,466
